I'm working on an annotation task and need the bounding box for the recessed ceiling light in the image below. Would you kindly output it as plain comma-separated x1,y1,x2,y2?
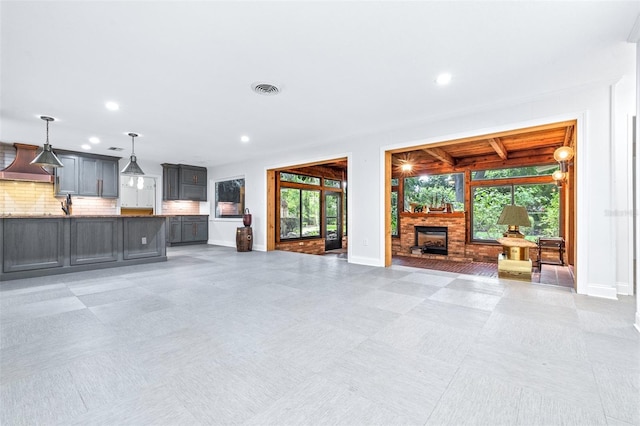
240,135,250,143
89,137,100,144
105,101,119,111
435,73,452,85
81,144,91,150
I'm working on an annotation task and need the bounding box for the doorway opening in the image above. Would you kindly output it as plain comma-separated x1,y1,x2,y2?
266,158,348,257
384,121,577,289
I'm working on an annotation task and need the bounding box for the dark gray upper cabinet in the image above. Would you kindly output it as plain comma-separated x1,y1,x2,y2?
55,151,120,198
162,164,207,201
162,164,180,200
79,157,119,197
180,166,207,187
55,154,79,195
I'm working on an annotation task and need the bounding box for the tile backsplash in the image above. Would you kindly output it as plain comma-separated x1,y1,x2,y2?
162,200,201,215
1,181,117,215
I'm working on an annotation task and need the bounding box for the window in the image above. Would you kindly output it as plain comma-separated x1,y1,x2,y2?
391,190,398,236
215,178,245,218
404,173,464,212
472,183,559,241
324,179,341,188
280,188,321,239
280,172,320,185
472,165,559,180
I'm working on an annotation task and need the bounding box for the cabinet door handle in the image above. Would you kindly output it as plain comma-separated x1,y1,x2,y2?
192,223,196,236
97,179,100,195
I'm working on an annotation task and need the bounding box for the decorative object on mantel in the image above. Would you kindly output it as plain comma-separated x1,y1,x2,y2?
31,116,64,168
497,204,531,238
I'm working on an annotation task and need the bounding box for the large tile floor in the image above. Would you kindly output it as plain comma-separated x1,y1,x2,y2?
1,245,638,425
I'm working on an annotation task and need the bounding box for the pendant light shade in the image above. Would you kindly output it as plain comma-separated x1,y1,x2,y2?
121,132,144,175
31,116,64,168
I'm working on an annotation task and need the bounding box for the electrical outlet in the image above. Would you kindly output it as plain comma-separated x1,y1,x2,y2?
141,237,147,245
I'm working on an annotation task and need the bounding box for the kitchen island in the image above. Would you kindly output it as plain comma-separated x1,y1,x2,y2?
0,215,167,281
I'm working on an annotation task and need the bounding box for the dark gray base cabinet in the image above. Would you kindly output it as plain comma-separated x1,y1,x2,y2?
123,218,165,259
167,215,208,245
3,218,65,273
168,217,182,243
70,218,118,265
1,217,167,281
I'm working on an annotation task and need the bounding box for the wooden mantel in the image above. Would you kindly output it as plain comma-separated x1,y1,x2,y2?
400,212,465,219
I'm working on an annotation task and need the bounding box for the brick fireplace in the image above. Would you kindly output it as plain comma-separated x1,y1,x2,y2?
415,226,448,255
398,212,468,261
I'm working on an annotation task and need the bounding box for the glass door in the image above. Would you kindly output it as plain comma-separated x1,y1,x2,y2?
325,191,342,251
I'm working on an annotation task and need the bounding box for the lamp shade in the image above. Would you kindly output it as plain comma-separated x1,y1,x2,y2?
553,146,574,162
120,132,144,176
497,205,531,227
31,143,64,168
121,155,144,175
31,115,64,168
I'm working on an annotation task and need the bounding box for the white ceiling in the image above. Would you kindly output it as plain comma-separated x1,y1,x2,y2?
1,1,638,168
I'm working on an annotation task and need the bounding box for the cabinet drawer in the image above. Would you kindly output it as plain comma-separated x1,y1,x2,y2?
181,215,208,222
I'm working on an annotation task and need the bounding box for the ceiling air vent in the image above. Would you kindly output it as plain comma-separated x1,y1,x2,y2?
251,82,280,96
108,147,124,151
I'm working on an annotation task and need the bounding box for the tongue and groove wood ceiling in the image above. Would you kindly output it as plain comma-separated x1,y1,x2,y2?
391,120,576,177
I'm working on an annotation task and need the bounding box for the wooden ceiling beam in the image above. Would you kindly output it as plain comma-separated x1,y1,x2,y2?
423,148,456,166
391,152,556,178
488,138,508,160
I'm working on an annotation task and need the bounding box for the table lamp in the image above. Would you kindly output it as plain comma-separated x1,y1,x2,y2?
497,205,531,238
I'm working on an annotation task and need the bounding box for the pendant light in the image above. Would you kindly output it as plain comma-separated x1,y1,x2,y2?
31,116,64,168
121,132,144,175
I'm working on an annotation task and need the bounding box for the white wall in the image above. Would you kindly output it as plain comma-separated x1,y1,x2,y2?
612,74,637,296
206,69,636,300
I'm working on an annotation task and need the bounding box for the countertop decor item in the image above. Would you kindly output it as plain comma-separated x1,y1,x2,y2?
31,116,64,168
121,132,145,176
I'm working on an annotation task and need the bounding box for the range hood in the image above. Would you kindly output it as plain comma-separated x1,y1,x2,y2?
0,143,55,183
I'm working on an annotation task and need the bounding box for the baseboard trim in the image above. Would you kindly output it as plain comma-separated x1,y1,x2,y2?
616,281,633,296
587,283,619,300
349,256,384,267
209,239,235,248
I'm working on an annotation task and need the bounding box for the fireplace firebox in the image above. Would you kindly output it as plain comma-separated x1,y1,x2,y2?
415,226,448,255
